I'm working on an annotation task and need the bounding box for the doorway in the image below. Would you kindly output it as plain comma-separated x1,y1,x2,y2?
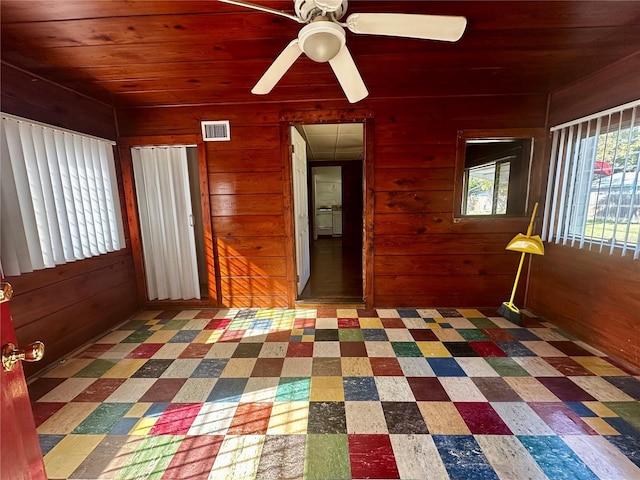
290,123,365,304
131,145,209,301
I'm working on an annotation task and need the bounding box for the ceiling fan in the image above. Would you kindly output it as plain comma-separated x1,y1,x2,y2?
219,0,467,103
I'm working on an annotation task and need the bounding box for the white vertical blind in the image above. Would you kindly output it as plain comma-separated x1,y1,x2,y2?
0,114,125,276
131,146,200,301
543,100,640,259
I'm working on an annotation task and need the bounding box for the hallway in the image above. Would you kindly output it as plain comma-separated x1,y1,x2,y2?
298,237,363,302
28,307,640,479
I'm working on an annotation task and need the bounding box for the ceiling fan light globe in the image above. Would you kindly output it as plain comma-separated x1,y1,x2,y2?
299,21,345,63
303,33,343,62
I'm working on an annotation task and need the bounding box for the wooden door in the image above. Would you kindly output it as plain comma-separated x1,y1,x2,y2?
291,127,311,295
0,282,46,480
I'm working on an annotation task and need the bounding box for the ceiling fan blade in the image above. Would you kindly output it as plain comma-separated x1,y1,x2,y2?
252,39,303,95
218,0,304,23
328,46,368,103
345,13,467,42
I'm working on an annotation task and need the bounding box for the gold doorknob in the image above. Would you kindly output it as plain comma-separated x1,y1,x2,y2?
2,341,45,372
0,282,13,303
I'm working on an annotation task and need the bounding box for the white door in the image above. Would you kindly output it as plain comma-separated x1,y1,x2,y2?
291,127,310,295
131,146,201,300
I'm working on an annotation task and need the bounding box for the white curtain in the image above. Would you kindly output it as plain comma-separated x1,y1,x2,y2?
0,114,125,276
542,101,640,259
131,146,200,300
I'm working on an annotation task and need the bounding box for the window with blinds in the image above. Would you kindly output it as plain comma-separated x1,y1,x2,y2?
542,100,640,259
0,114,125,276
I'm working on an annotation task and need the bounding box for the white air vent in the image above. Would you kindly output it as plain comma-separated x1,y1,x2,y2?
201,120,230,141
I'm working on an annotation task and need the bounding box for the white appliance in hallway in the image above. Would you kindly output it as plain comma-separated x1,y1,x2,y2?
313,166,342,238
316,206,333,237
332,205,342,236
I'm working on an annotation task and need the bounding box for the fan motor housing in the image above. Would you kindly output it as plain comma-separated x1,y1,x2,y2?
295,0,347,22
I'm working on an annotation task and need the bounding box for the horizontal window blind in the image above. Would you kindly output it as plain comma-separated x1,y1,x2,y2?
1,114,125,276
542,100,640,259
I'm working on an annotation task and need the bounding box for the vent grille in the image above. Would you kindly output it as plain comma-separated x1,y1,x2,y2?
201,120,230,141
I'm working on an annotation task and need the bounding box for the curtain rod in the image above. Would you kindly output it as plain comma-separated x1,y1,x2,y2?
1,112,116,145
550,99,640,132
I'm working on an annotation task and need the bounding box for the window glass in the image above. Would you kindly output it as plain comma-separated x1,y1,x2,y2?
457,136,532,217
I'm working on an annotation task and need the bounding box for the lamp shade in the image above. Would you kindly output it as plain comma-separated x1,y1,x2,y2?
299,21,345,63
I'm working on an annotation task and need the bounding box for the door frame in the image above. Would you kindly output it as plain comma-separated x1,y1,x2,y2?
279,110,375,309
119,135,219,307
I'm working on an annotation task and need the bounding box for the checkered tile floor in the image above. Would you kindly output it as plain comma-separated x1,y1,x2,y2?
29,308,640,479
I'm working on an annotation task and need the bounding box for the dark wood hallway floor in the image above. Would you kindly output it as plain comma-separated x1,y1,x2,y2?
298,237,363,302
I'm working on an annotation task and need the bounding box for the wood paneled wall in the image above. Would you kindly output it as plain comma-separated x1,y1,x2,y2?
1,63,139,376
1,62,117,140
527,52,640,368
208,131,288,307
118,93,548,309
371,98,548,307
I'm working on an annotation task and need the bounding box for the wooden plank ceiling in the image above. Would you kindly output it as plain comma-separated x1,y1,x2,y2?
1,1,640,108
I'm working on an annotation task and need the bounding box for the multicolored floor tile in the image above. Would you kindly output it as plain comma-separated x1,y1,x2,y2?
28,308,640,479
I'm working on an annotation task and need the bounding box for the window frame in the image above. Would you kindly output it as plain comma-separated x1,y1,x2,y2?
542,100,640,258
454,128,544,220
